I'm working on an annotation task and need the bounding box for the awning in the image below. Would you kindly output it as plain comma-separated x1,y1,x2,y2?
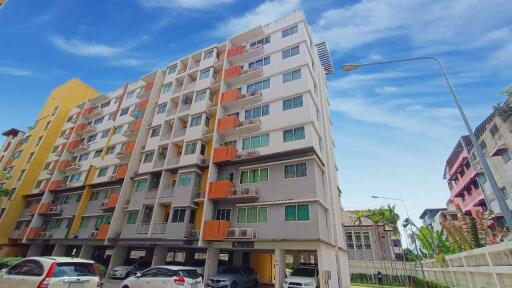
491,143,508,157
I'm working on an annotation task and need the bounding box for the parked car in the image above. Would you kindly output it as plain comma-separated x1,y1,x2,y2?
188,259,228,278
284,264,319,288
110,259,151,279
206,266,258,288
0,256,100,288
120,265,203,288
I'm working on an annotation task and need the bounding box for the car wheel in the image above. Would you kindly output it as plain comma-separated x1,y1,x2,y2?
231,281,238,288
122,286,130,288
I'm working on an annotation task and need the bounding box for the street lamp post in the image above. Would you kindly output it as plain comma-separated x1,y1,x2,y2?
372,195,426,278
342,56,512,230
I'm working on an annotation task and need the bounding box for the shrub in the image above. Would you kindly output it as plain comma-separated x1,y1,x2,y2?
95,262,107,279
0,257,22,269
350,273,452,288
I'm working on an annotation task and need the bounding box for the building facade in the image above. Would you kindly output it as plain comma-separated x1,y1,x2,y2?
0,128,25,218
0,11,350,287
419,208,447,232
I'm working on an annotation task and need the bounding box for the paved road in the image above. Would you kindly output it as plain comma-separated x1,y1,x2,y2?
101,278,123,288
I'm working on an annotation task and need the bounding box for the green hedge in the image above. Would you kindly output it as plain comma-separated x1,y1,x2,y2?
350,273,451,288
0,257,22,269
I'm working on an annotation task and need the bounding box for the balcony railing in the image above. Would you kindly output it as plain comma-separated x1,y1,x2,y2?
136,223,150,234
193,191,205,202
202,220,230,241
145,189,158,199
212,146,237,164
152,222,167,234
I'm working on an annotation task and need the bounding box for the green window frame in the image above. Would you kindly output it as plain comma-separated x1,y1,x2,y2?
113,126,122,135
284,163,307,179
97,167,108,177
89,191,100,201
134,179,148,192
126,211,139,224
143,152,154,163
237,207,267,223
283,127,305,142
162,83,173,94
242,134,269,150
184,142,197,155
178,173,192,186
239,168,269,184
79,217,89,228
190,115,202,127
195,90,207,102
284,204,310,221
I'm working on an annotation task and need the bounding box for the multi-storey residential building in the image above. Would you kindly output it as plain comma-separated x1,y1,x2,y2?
419,208,447,232
342,211,403,262
0,128,25,218
1,11,350,287
0,79,99,256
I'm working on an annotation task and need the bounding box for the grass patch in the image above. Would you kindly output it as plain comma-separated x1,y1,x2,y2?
352,283,405,288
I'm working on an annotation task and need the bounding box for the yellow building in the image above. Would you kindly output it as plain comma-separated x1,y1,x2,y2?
0,79,98,256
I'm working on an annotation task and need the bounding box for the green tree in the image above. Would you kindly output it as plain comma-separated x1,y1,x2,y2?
493,86,512,120
0,170,12,197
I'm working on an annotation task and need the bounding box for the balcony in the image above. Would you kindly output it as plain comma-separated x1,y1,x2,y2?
99,192,119,211
208,182,260,202
37,203,63,215
122,120,142,139
145,188,158,200
115,141,135,161
193,191,205,202
57,160,73,171
220,89,262,108
136,90,148,100
83,106,103,119
202,220,230,241
451,167,482,198
234,150,261,161
217,116,261,136
26,227,45,240
226,43,264,64
136,223,150,234
48,180,65,190
151,222,167,234
75,123,97,135
96,224,110,240
116,164,128,180
212,146,237,164
223,65,263,85
208,181,234,199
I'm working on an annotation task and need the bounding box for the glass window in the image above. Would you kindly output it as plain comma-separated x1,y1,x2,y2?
134,179,148,192
106,145,115,155
119,107,129,116
283,69,301,83
195,90,207,102
246,79,270,94
86,134,97,143
107,113,115,121
162,83,172,94
282,25,298,38
143,152,154,163
248,56,270,68
285,204,309,221
190,115,202,127
97,167,108,177
282,45,300,59
203,49,214,60
283,95,303,110
284,163,307,179
156,103,167,114
101,129,111,139
127,211,139,224
126,90,135,99
245,104,269,120
249,36,270,48
239,168,269,184
78,153,89,162
93,149,102,158
215,208,231,221
93,116,104,125
242,134,269,150
79,217,89,228
184,142,197,155
178,173,192,186
199,69,210,80
113,126,122,135
171,208,186,223
6,260,45,276
283,127,305,142
150,126,161,138
166,64,177,74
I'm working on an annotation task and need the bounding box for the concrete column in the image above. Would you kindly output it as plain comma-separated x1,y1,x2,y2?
79,245,95,260
107,246,128,274
275,249,286,288
232,250,243,266
27,244,44,257
52,244,67,256
204,247,219,281
152,246,167,266
292,251,301,267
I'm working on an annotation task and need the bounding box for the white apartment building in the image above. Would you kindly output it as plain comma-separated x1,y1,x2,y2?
6,11,350,287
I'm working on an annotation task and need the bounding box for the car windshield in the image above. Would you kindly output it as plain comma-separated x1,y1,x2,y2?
222,266,241,274
179,269,200,279
52,263,97,278
291,267,316,277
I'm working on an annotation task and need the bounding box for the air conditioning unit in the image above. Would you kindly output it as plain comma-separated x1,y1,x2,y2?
99,200,108,208
226,228,240,238
89,231,98,238
199,158,208,165
48,206,61,213
242,187,251,195
239,228,254,239
188,230,199,239
231,188,239,196
37,232,47,239
109,175,117,181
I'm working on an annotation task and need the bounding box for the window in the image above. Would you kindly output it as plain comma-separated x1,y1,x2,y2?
44,121,51,130
94,215,111,229
101,129,110,139
97,167,108,177
93,149,102,158
247,79,270,94
93,116,104,125
76,194,82,203
195,90,207,102
36,136,43,145
283,69,301,83
106,145,116,155
17,169,25,181
283,95,303,111
126,211,139,224
13,151,22,160
49,218,63,229
490,124,500,137
242,134,269,150
224,140,237,148
199,68,210,80
156,103,167,114
69,172,82,183
248,56,270,68
237,207,267,223
34,180,43,189
502,150,511,163
119,107,129,117
113,126,122,135
178,173,192,186
78,153,89,162
282,25,298,38
134,179,148,192
6,259,45,277
203,49,214,60
171,208,186,223
126,90,135,99
240,168,269,184
86,134,97,143
216,208,231,221
167,64,177,74
283,127,305,142
284,163,307,179
150,126,161,138
100,100,111,108
249,36,270,48
43,162,52,171
26,152,34,163
285,203,310,221
184,142,197,155
162,83,172,94
205,116,211,128
143,152,154,163
245,104,269,120
190,114,202,127
282,45,300,59
107,113,115,121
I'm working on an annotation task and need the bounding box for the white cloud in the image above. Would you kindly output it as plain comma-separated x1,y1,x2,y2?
50,36,126,57
214,0,301,37
139,0,233,9
314,0,512,54
0,66,32,77
374,86,399,94
108,58,144,67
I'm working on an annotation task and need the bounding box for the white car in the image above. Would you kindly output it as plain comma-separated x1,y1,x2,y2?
110,260,151,279
0,256,100,288
284,265,319,288
121,265,203,288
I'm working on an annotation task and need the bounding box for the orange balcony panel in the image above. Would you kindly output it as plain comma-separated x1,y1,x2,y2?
208,181,234,200
30,203,40,215
124,141,135,154
49,180,64,190
137,99,149,111
132,119,142,130
144,80,155,91
227,45,245,58
212,146,237,164
67,139,82,150
202,220,230,241
117,164,128,180
19,227,29,239
83,106,94,115
223,66,242,80
26,227,45,240
75,123,88,132
96,224,110,240
57,160,73,170
217,115,239,132
39,181,49,193
221,89,241,105
107,192,120,208
38,202,56,214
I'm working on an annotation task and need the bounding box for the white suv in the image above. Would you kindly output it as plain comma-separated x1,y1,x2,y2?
284,264,318,288
0,256,100,288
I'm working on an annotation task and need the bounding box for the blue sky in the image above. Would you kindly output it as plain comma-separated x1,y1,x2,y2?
1,0,512,227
